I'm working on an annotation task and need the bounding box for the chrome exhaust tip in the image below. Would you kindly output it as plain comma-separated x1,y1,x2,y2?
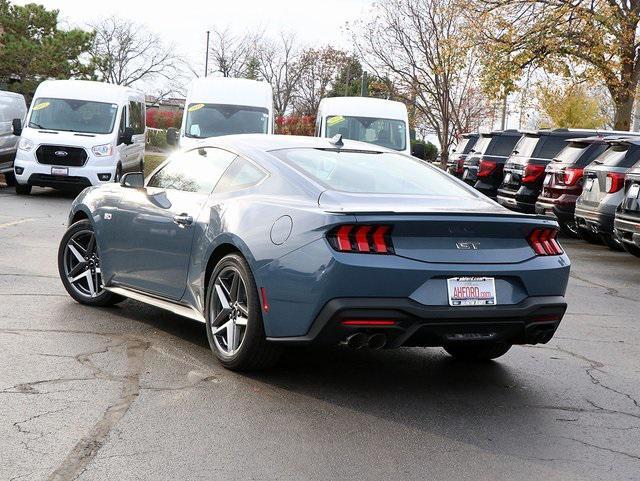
367,333,387,350
342,332,368,349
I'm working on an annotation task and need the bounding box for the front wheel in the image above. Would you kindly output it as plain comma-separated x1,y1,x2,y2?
600,233,625,251
57,220,124,306
443,342,512,361
205,253,281,371
622,241,640,258
15,183,31,195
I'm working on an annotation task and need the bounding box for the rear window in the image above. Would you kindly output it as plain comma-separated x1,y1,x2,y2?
596,145,640,168
471,136,491,155
553,142,589,164
512,135,539,159
538,136,569,159
273,149,473,196
488,135,520,156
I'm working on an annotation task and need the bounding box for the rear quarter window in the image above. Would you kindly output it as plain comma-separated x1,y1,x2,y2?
488,135,520,157
537,136,570,159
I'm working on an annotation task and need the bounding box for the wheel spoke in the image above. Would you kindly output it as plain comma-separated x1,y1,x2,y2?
69,269,90,283
213,319,232,335
86,233,96,256
215,284,231,311
68,244,85,262
85,270,96,296
237,303,249,317
67,261,87,278
230,272,240,302
226,320,238,352
235,316,248,327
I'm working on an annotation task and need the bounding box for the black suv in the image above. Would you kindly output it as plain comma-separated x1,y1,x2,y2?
497,129,602,213
446,133,479,178
614,160,640,257
461,130,521,197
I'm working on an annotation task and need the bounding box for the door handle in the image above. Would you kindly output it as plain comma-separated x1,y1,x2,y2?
173,213,193,227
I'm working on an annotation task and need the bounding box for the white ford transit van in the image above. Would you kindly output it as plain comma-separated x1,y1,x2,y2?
0,90,27,186
13,80,146,195
315,97,411,154
168,77,274,149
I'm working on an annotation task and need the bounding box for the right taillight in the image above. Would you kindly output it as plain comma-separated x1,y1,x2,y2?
477,159,497,178
562,167,584,186
328,224,394,254
606,172,625,193
528,228,563,256
456,159,464,174
522,164,546,184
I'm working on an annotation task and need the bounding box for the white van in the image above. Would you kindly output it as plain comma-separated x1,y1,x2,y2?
0,90,28,186
14,80,146,195
315,97,411,154
168,77,274,149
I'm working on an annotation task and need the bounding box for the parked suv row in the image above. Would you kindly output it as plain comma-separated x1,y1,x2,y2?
446,133,479,177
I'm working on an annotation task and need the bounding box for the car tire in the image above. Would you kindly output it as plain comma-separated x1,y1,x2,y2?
622,242,640,257
114,164,122,183
15,183,31,195
139,159,144,175
559,219,580,239
443,342,512,361
3,172,16,186
205,253,281,371
600,233,625,251
57,220,125,307
577,227,603,244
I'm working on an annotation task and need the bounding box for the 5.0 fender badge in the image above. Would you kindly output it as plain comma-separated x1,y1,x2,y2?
104,213,112,220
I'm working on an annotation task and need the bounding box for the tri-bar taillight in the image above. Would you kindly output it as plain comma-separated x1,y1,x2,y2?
327,224,394,254
528,228,563,256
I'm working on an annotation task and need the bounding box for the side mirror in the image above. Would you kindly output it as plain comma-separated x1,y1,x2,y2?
166,127,178,146
120,126,134,145
121,172,144,188
12,118,22,136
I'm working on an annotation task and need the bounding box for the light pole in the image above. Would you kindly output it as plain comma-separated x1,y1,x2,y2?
205,31,210,77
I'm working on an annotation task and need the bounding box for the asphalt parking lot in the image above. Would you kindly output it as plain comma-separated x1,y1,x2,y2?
1,185,639,481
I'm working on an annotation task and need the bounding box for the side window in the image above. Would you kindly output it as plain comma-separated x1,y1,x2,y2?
129,101,144,134
215,157,267,193
147,147,236,193
119,106,127,135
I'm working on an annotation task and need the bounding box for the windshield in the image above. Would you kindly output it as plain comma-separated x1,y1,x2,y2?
553,142,589,164
273,148,472,196
512,135,539,160
185,103,269,138
325,115,406,151
28,98,118,134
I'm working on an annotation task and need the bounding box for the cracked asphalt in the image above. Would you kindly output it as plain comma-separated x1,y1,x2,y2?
1,184,639,481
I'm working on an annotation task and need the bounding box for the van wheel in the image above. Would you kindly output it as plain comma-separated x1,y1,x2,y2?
600,233,625,251
444,342,512,361
15,183,31,195
622,242,640,258
205,253,281,371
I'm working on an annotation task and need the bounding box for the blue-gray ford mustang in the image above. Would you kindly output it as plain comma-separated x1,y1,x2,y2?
58,134,570,370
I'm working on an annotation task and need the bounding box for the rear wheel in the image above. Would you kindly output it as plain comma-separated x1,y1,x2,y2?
114,164,122,183
577,227,603,244
57,220,124,306
205,253,281,371
443,342,512,361
622,242,640,257
3,172,16,186
600,233,625,251
15,183,31,195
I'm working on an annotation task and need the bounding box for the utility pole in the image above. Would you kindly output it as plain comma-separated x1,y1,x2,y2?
360,70,367,97
205,31,210,78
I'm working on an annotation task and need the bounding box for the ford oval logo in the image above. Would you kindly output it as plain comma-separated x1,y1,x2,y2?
54,150,68,157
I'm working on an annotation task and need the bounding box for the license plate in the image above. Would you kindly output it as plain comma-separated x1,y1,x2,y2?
628,183,640,199
51,167,68,176
504,173,512,184
447,277,496,306
585,178,594,190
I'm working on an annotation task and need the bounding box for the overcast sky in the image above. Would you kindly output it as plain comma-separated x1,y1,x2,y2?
19,0,372,73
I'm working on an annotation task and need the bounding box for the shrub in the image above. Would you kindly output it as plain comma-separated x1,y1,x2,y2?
411,140,438,160
275,115,315,136
146,109,182,130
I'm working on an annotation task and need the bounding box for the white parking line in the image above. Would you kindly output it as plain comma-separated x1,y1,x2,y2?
0,219,33,229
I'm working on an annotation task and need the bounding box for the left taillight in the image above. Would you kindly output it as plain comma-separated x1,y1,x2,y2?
605,172,625,193
477,159,498,178
522,164,546,184
327,224,394,254
528,228,563,256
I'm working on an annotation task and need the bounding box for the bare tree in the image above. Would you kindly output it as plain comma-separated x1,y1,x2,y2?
207,27,261,78
90,16,182,94
256,32,305,117
353,0,484,164
294,46,348,116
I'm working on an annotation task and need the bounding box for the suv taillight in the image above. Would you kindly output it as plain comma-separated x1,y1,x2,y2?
456,159,464,174
562,167,584,186
528,228,563,256
328,225,394,254
522,164,546,184
477,159,497,178
606,172,625,193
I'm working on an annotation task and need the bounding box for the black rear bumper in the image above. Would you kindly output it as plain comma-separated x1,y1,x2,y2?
535,200,575,224
614,213,640,247
575,207,615,234
267,296,567,347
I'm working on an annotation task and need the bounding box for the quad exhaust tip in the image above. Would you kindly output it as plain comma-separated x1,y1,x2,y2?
367,333,387,350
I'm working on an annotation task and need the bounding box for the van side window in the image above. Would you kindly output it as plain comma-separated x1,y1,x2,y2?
215,157,267,193
147,147,236,193
119,106,127,134
129,101,144,135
